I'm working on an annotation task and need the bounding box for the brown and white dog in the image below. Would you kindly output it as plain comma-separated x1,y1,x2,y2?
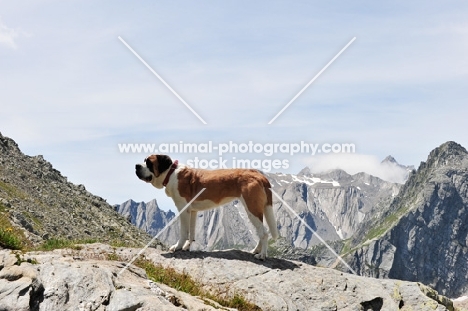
135,154,279,260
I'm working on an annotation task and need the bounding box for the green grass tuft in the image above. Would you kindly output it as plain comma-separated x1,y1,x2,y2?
0,180,27,200
212,292,261,310
36,238,77,251
0,212,27,250
136,258,202,295
362,206,409,243
134,258,261,311
0,227,23,250
35,238,98,251
106,251,120,261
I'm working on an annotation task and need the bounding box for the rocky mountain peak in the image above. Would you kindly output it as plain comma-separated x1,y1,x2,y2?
319,168,351,181
114,199,175,238
425,141,468,168
297,166,312,176
297,167,350,181
0,132,21,155
381,155,397,164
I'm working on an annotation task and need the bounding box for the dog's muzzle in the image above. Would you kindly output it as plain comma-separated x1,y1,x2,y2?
135,164,152,182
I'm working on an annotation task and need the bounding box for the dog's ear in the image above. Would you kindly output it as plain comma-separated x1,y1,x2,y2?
156,155,173,175
145,157,154,174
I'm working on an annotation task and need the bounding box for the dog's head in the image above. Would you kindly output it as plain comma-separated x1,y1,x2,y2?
135,154,173,186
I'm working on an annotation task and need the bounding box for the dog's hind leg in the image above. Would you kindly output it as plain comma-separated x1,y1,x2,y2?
250,213,268,260
182,211,197,250
240,196,268,260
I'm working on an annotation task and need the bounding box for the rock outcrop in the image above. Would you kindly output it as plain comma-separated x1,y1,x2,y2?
0,245,225,311
0,243,456,311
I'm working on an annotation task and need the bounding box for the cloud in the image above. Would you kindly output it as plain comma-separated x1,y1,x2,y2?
304,153,412,184
0,21,21,49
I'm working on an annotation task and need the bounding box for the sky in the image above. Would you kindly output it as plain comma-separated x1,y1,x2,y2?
1,1,468,211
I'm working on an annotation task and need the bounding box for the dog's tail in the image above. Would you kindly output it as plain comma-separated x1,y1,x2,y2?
264,187,279,240
257,170,279,240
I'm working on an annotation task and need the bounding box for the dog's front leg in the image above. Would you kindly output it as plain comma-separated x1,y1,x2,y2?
169,209,190,252
182,211,197,250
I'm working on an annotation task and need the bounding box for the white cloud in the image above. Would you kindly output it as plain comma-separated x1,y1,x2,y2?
304,153,412,184
0,20,22,49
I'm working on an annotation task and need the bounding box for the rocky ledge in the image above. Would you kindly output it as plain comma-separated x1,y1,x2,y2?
0,243,458,311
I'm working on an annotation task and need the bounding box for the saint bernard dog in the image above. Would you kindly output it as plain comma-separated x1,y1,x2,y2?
135,154,279,260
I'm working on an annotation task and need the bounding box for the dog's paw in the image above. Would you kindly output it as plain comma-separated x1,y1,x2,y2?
182,240,191,251
169,243,181,252
250,247,261,254
254,253,266,261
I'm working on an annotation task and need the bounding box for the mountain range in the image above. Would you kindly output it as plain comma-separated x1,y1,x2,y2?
1,129,467,308
116,142,468,298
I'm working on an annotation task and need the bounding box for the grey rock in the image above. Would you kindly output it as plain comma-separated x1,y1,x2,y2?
0,277,32,311
0,249,18,269
0,263,40,311
453,296,468,310
0,197,11,208
38,260,113,310
115,244,452,311
0,242,456,311
348,141,468,298
0,246,222,311
106,290,144,311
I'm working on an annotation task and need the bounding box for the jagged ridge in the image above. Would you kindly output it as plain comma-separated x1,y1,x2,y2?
0,132,152,247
